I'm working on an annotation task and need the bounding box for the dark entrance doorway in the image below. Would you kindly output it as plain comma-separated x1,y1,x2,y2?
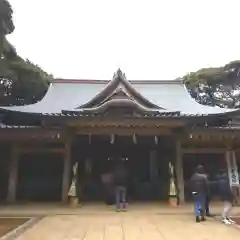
0,145,10,203
17,153,63,201
74,135,170,202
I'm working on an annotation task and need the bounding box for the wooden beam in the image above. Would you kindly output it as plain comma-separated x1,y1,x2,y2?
187,129,240,138
43,115,186,128
182,148,226,154
7,144,19,203
19,148,65,154
0,128,64,142
75,126,173,136
68,118,185,128
175,139,184,204
61,138,72,203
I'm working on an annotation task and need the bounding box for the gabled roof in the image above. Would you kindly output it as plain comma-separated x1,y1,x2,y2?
78,69,161,110
0,69,238,117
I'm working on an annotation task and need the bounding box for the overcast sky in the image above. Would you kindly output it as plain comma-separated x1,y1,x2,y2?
7,0,240,80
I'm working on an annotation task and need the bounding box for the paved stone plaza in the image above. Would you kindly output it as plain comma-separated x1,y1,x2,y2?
14,214,240,240
0,204,239,240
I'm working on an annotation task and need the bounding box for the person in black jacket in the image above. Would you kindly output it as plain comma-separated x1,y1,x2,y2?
190,165,208,222
216,170,235,225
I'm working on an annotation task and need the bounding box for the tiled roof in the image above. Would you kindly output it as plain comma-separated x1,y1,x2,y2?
0,69,237,117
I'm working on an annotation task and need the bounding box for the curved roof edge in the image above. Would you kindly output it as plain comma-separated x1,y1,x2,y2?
0,69,238,117
54,78,182,85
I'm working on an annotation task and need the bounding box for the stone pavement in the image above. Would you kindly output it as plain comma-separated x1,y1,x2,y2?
0,202,239,216
15,213,239,240
0,203,237,240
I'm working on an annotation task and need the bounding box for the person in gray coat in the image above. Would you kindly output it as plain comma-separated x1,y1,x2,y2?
215,170,235,225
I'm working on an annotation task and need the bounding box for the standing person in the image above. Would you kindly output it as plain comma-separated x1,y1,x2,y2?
205,173,212,217
190,165,208,222
101,170,114,205
113,159,128,212
216,170,235,225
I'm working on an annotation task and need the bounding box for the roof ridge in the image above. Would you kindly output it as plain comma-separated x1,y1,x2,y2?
54,79,182,84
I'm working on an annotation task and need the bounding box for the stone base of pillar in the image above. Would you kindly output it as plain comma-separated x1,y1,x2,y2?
168,197,178,207
69,196,79,207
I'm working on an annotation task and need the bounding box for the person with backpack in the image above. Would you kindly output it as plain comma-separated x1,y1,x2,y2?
190,165,208,222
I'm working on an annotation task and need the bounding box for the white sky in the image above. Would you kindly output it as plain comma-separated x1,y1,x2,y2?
7,0,240,80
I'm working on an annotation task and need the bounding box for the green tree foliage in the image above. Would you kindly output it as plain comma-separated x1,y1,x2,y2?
0,57,52,105
0,0,52,106
183,61,240,108
0,0,14,34
0,0,14,57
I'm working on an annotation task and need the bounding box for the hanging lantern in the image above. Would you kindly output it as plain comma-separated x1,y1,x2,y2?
110,134,115,144
133,133,137,144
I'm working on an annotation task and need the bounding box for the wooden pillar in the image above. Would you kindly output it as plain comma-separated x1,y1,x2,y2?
175,139,184,204
62,139,72,203
7,144,19,203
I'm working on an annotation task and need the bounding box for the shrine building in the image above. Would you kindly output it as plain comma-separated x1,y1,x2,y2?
0,69,240,204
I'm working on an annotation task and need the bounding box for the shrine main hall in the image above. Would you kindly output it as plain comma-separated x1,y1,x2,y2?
0,69,240,204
